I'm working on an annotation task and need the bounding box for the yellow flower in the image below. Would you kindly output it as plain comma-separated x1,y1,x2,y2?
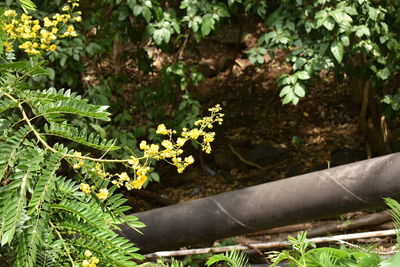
43,17,54,27
185,156,195,165
80,183,91,194
96,188,109,200
133,175,147,189
84,250,92,258
156,124,169,135
139,140,147,150
148,144,159,154
4,10,17,17
136,168,148,176
3,41,13,52
82,260,90,267
118,172,130,182
176,137,187,147
74,16,82,22
32,24,41,32
204,132,215,143
161,140,173,149
91,257,100,264
49,44,57,51
67,25,75,33
62,5,71,11
128,156,139,168
20,14,31,21
53,13,63,22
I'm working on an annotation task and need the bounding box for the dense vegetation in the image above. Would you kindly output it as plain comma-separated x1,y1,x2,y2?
1,0,400,266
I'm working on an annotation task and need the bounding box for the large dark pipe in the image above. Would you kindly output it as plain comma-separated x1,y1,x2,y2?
119,153,400,252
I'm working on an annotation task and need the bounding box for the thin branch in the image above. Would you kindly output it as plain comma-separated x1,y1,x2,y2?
229,143,263,170
144,229,398,258
4,92,131,163
49,221,75,265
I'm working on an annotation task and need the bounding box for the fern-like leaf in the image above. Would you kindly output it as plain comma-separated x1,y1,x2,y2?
0,171,29,246
0,126,31,181
0,98,18,113
35,98,111,121
206,249,249,267
384,198,400,242
21,88,82,103
51,200,110,229
27,153,62,215
0,61,45,76
18,0,37,12
14,215,48,267
44,122,119,151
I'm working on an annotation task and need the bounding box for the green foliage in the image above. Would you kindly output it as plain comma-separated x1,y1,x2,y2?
248,0,400,105
268,198,400,267
0,58,145,265
206,249,249,267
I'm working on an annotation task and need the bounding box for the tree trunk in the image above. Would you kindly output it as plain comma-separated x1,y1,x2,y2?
349,54,391,155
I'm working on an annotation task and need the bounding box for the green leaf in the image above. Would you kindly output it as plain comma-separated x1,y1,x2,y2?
27,154,61,216
149,172,160,182
35,98,111,121
15,216,47,267
0,126,31,181
355,25,371,38
341,35,350,46
153,28,171,45
282,91,294,105
294,83,306,97
368,6,378,21
279,85,292,97
142,7,152,22
133,5,144,16
19,0,37,12
331,40,344,62
118,7,129,21
293,58,307,70
376,67,391,80
295,71,310,80
201,14,214,36
323,17,335,31
344,6,358,16
330,10,345,24
380,253,400,267
44,123,120,151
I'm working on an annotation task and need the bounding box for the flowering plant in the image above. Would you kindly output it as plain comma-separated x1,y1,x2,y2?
0,2,222,266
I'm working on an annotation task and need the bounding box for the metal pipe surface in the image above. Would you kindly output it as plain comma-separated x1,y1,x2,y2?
119,153,400,252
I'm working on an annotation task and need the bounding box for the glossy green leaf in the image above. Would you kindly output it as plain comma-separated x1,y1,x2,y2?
331,40,344,62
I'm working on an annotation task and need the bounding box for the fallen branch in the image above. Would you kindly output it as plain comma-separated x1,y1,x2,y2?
306,211,391,238
250,211,391,241
144,229,397,258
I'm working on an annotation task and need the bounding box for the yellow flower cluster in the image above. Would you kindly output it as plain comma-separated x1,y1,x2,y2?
79,183,91,194
183,104,223,154
2,0,81,55
79,183,109,200
73,152,85,169
82,250,99,267
113,104,224,191
79,105,222,193
95,188,109,200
